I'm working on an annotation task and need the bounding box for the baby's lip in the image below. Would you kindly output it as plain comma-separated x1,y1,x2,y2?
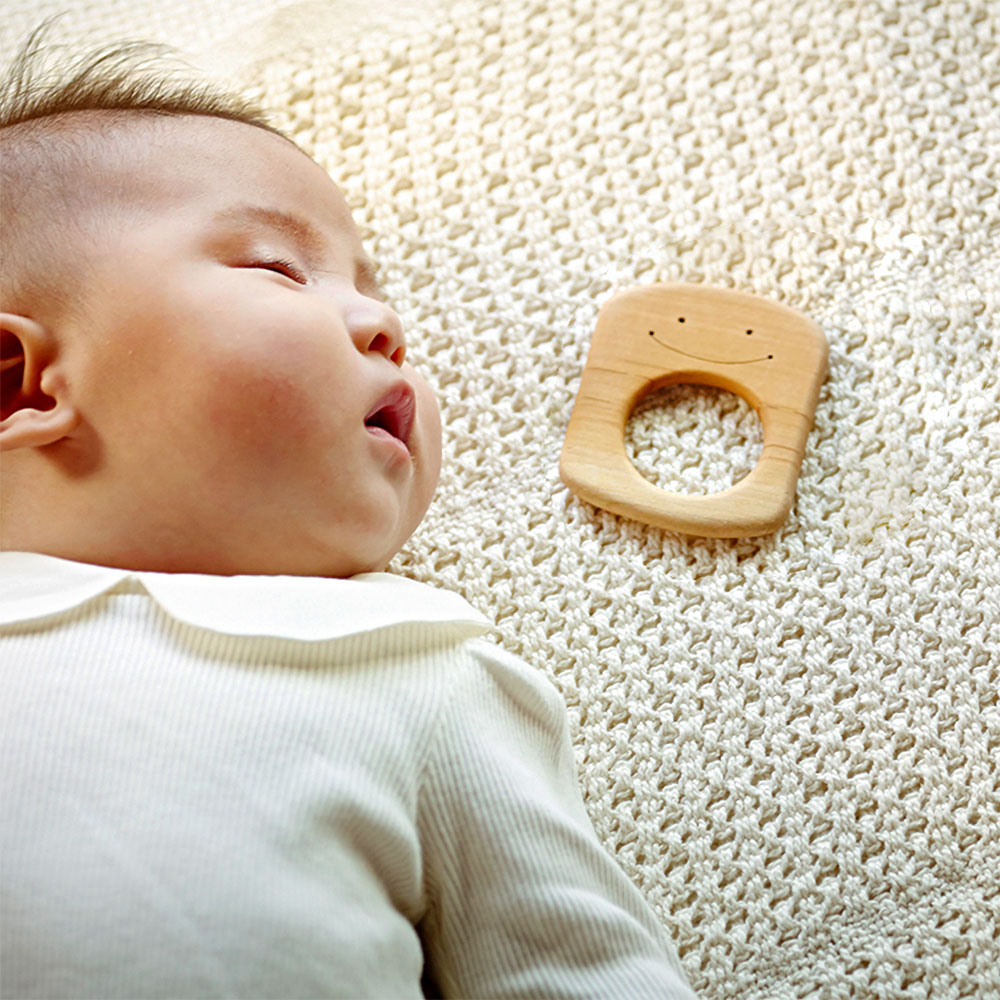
364,382,416,448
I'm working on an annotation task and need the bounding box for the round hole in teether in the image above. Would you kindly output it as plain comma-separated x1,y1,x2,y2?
625,384,763,495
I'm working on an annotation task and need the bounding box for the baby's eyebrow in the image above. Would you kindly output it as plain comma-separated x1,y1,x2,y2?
214,204,326,260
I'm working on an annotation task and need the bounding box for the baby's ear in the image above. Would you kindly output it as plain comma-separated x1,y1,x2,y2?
0,313,79,451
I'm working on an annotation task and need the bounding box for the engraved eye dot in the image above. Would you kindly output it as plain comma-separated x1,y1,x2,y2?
678,317,685,323
746,329,753,335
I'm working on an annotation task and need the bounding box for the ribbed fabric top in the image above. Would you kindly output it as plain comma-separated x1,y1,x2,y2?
1,555,696,999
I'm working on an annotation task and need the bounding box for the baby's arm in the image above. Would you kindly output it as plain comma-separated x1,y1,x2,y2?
418,640,698,999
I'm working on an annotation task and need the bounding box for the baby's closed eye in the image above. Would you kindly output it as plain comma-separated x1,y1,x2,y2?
242,258,308,284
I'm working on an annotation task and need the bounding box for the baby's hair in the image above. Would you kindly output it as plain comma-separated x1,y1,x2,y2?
0,20,286,317
0,21,281,135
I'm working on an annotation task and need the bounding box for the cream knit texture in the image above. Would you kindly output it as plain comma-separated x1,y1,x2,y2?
3,2,998,997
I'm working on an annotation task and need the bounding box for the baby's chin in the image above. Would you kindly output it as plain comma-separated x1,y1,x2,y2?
313,508,435,580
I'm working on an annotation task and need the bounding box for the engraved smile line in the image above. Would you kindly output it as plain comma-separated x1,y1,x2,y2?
648,332,773,365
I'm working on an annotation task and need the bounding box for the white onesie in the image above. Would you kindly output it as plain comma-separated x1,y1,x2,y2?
0,553,696,999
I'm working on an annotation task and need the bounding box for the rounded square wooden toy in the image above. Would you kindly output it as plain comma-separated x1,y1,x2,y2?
560,283,829,538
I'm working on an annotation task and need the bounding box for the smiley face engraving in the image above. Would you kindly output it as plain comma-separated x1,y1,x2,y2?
647,328,774,365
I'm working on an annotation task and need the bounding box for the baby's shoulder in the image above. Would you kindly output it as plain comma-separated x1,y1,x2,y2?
431,635,570,751
459,637,565,710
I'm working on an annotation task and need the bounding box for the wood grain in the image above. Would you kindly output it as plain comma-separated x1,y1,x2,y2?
560,284,828,537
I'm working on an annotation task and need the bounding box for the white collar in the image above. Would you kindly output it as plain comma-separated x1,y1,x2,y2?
0,552,490,642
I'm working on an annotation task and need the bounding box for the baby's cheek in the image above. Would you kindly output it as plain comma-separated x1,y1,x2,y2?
198,357,327,467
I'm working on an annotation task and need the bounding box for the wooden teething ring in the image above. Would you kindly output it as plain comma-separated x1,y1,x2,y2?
560,284,829,538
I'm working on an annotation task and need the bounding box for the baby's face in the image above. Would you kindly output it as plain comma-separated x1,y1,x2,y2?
65,116,441,576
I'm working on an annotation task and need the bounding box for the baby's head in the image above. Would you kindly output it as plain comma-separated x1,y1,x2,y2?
0,36,441,577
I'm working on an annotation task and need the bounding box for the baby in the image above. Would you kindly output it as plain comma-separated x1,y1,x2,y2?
0,34,698,1000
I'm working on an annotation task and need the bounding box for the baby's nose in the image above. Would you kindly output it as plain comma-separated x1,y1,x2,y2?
347,298,406,367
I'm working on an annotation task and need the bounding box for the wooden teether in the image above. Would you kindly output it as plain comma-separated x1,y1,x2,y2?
560,283,828,537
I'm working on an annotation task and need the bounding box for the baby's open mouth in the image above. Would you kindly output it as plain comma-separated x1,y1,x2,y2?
364,384,415,448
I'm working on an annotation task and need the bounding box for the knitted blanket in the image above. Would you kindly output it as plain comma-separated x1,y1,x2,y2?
4,2,998,997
